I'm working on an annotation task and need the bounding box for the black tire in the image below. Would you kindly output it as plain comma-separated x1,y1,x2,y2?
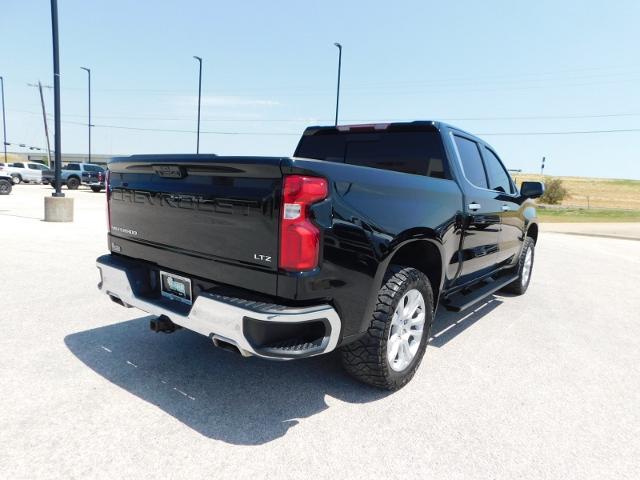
90,186,103,193
502,237,535,295
0,179,12,195
341,266,434,390
49,181,56,189
11,174,22,184
66,177,80,190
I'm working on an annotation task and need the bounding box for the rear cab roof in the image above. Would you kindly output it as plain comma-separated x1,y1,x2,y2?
299,120,487,145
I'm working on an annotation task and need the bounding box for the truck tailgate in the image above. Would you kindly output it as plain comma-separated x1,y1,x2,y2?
107,155,283,294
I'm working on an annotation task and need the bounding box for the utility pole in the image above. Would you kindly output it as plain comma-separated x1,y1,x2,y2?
28,82,53,166
0,76,7,163
80,67,91,163
540,156,546,176
193,56,202,154
333,43,342,126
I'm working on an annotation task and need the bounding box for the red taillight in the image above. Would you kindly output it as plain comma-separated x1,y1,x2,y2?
279,175,328,271
105,170,111,232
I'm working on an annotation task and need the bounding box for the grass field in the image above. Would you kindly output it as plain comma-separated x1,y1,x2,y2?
512,173,640,210
536,207,640,223
510,173,640,222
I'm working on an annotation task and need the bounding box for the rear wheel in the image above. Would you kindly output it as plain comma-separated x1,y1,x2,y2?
0,179,12,195
11,174,21,184
90,186,103,193
502,237,535,295
341,266,433,390
66,177,80,190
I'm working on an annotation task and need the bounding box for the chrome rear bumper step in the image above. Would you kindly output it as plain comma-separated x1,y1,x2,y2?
96,254,341,360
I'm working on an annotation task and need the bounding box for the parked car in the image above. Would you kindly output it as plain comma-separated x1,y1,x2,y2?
5,161,49,184
0,172,13,195
96,121,544,390
43,163,106,191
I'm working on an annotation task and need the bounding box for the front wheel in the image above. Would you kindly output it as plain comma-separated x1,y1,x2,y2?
502,237,535,295
0,179,12,195
341,266,434,390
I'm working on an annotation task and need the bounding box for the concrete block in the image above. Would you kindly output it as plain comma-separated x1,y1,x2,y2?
44,196,74,222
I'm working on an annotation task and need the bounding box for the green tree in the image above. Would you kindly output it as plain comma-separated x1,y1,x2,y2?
540,178,568,205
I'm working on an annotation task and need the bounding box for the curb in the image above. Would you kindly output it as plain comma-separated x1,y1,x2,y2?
545,231,640,242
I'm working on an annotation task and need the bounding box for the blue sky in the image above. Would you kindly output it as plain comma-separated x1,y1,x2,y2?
1,0,640,178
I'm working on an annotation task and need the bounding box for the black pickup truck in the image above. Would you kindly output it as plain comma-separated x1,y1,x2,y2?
96,121,544,390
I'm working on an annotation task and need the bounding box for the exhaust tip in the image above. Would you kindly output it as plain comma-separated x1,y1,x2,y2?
211,335,252,357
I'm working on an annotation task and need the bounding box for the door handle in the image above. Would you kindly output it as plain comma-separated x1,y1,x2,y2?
501,205,511,211
468,202,481,211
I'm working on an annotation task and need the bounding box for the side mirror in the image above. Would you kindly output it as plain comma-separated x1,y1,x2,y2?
520,181,545,199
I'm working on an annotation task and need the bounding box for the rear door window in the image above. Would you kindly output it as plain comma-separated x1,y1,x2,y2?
453,136,487,189
65,164,80,171
12,163,25,168
482,147,514,194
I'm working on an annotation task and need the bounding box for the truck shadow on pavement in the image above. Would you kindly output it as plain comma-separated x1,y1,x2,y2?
64,317,389,445
64,298,503,445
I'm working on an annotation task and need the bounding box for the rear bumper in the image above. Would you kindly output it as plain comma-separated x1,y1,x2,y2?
96,254,341,359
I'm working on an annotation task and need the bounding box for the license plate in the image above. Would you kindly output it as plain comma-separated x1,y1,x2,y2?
160,271,192,305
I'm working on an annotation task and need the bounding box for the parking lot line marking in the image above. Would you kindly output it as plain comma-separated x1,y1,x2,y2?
95,346,196,401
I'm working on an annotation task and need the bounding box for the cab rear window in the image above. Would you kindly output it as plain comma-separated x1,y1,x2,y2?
295,130,449,179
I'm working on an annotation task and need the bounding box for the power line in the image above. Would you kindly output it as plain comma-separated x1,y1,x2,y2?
40,64,640,94
63,121,640,137
61,120,301,136
478,128,640,136
12,110,640,137
11,108,640,123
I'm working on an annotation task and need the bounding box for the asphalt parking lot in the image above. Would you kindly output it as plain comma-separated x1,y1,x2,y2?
1,184,639,479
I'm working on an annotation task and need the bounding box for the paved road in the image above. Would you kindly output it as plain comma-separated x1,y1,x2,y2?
541,222,640,241
1,186,639,479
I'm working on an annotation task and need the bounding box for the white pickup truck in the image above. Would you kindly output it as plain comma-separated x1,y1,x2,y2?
4,161,49,184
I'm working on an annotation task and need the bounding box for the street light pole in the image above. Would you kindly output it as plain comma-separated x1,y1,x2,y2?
0,76,7,163
80,67,91,164
50,0,63,197
333,43,342,126
193,56,202,154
